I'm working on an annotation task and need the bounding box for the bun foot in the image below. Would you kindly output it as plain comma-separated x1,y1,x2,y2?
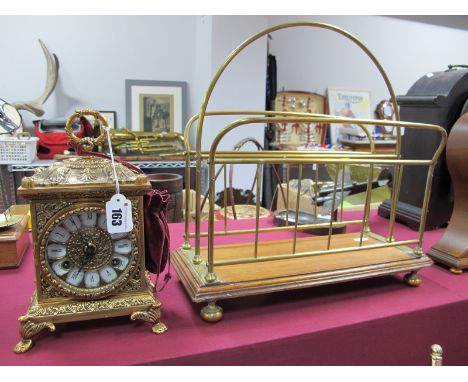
449,267,463,275
201,302,223,322
404,271,421,287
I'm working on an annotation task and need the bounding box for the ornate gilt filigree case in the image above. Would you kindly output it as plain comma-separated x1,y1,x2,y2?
14,149,166,353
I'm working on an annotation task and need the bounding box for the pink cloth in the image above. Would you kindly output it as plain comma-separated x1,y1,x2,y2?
1,210,468,365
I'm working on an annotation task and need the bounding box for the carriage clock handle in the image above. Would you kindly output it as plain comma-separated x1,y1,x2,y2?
65,109,109,151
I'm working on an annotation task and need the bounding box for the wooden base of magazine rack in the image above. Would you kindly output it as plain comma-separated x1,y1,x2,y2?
173,232,432,322
172,21,446,322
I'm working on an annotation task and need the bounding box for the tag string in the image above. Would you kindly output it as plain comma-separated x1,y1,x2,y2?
104,126,120,195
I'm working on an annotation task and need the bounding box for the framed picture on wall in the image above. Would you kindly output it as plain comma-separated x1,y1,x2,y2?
125,80,187,133
327,88,372,144
82,111,116,129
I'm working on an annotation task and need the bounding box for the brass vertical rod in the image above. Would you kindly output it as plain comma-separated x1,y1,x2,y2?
195,161,202,258
286,164,290,226
340,163,346,221
223,164,228,232
182,117,196,251
396,126,401,160
387,164,403,242
359,164,374,246
326,164,340,250
417,164,436,254
200,164,221,212
314,163,319,223
273,166,287,210
183,146,192,249
292,164,303,254
206,161,216,277
254,163,262,259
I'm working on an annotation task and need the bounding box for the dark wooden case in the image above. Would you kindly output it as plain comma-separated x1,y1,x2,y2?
378,68,468,230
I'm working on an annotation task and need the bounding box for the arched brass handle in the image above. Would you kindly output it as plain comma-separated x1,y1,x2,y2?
65,110,109,151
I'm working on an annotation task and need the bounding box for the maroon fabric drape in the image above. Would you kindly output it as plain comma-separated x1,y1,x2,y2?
144,189,171,281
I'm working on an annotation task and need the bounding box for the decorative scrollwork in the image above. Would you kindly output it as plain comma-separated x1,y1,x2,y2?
40,275,67,299
145,271,155,293
35,201,72,234
18,315,56,338
130,302,167,334
130,304,161,323
121,264,143,293
21,156,146,189
26,294,156,318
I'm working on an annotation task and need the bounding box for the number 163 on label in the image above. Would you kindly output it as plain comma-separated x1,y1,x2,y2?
106,194,133,234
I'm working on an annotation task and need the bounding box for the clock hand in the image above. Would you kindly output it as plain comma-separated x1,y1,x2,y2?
78,241,97,274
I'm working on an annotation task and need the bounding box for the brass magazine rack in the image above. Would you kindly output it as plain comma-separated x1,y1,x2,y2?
172,22,447,322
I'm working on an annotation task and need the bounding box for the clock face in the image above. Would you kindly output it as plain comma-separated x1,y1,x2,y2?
40,205,139,299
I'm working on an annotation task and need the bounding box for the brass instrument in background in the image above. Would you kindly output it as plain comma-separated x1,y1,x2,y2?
100,128,186,159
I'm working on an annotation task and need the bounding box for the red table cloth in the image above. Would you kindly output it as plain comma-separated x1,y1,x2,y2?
2,210,468,365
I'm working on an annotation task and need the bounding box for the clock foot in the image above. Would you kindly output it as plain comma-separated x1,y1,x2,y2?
449,267,463,275
200,301,223,322
130,301,167,334
14,339,33,354
14,315,56,354
403,271,422,287
152,321,168,334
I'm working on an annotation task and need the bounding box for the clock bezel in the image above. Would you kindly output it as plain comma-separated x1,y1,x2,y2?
38,203,141,300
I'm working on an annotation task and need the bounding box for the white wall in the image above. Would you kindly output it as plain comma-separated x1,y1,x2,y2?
0,15,268,192
201,15,268,148
3,15,468,133
3,15,468,194
201,16,268,193
267,15,468,113
0,16,197,128
192,15,213,127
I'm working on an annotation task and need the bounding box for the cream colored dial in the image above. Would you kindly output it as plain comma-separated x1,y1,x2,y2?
43,207,136,299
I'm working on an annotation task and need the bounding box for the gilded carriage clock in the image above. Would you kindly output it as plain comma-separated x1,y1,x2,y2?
14,110,167,354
